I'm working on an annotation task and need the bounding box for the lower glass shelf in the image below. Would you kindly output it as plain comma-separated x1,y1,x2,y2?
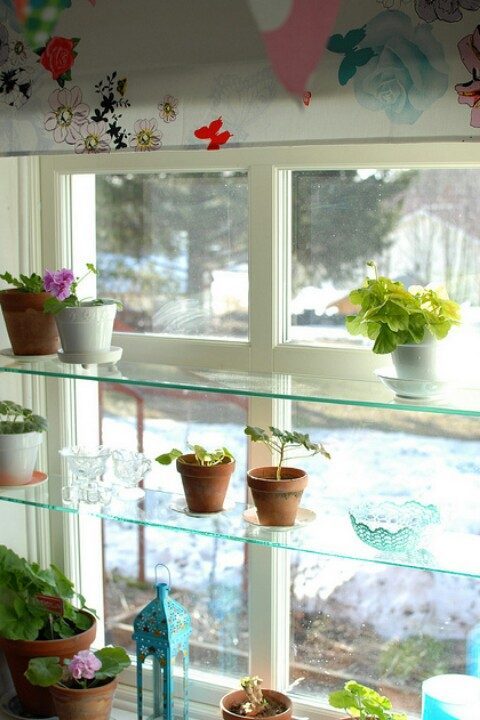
0,477,479,579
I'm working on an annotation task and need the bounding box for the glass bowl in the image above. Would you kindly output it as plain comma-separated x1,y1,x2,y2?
349,500,440,553
59,445,111,481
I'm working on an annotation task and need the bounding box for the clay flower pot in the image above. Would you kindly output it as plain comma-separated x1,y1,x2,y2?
247,466,308,527
220,688,292,720
49,677,118,720
0,290,59,355
176,454,235,513
0,612,96,717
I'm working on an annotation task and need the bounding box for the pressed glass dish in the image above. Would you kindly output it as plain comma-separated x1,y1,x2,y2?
349,500,440,553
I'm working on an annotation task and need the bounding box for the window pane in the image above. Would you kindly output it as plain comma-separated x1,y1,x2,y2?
289,169,480,346
100,385,248,677
96,172,248,339
289,401,480,714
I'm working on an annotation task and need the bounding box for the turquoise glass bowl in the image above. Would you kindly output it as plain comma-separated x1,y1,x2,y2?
349,500,440,553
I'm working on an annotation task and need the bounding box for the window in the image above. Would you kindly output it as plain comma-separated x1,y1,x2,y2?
36,143,480,719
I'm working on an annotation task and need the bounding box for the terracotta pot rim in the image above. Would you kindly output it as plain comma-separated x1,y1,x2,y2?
220,688,292,718
177,453,235,467
0,610,96,648
50,677,117,695
247,466,306,481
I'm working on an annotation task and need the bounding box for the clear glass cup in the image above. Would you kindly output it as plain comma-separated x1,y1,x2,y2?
112,449,151,499
59,446,112,505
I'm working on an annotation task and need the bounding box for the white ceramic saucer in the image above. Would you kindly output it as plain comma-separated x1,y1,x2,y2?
243,506,316,530
374,368,451,400
170,497,235,517
0,470,48,490
57,346,123,366
0,348,58,361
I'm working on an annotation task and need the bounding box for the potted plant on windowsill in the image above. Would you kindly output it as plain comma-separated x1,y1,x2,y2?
328,680,407,720
43,263,122,363
221,675,292,720
244,426,330,527
346,261,461,381
156,443,235,514
0,271,60,356
0,545,97,717
26,646,130,720
0,400,47,486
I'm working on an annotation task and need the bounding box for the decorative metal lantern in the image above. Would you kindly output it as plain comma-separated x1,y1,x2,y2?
133,565,191,720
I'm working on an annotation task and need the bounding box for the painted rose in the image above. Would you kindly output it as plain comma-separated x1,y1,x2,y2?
74,121,110,154
129,118,162,151
455,26,480,126
415,0,480,23
39,36,76,81
457,25,480,75
44,86,89,144
353,10,448,124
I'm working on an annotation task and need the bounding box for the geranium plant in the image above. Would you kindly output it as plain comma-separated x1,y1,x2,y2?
346,261,461,354
0,271,45,293
43,263,102,314
244,426,330,480
156,444,234,467
0,400,47,434
25,646,130,689
328,680,407,720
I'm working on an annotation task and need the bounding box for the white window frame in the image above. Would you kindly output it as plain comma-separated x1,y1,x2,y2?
33,141,480,719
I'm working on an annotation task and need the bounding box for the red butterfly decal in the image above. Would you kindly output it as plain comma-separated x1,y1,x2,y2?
194,116,233,150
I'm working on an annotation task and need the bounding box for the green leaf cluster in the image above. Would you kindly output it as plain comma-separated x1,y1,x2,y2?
0,400,47,434
244,426,330,480
155,444,234,467
0,271,45,293
328,681,407,720
0,545,95,641
26,646,130,688
346,267,461,354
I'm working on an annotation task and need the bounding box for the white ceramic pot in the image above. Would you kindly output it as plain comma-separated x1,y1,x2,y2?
0,431,43,485
391,335,440,381
54,301,117,354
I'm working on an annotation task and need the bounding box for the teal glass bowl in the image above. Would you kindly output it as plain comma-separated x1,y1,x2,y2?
349,500,440,553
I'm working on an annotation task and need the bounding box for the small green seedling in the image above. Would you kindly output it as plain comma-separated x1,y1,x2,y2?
156,444,234,467
328,680,407,720
244,425,330,480
0,401,47,434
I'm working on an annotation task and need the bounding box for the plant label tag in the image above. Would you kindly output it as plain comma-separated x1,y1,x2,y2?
36,594,64,615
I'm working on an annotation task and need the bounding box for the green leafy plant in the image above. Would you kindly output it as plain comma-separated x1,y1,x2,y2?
0,401,47,434
328,681,407,720
378,635,450,684
155,444,234,467
346,261,461,354
26,646,130,689
0,271,45,293
0,545,95,641
244,425,330,480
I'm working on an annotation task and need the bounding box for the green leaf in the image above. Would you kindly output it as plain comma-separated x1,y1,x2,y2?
94,646,131,681
155,448,183,465
372,325,398,354
43,296,67,315
25,656,63,687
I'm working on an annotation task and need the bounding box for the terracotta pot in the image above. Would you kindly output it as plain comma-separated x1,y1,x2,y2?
0,290,59,356
49,677,118,720
0,612,96,717
176,454,235,513
220,688,292,720
247,466,308,527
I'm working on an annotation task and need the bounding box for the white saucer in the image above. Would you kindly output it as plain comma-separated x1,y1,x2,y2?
170,497,235,517
0,348,58,361
374,368,451,400
0,470,48,490
243,506,316,530
57,346,123,366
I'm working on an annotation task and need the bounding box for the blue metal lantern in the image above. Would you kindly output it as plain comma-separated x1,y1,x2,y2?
132,565,191,720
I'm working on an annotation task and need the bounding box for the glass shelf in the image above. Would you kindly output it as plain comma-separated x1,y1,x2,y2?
1,355,480,416
1,477,479,578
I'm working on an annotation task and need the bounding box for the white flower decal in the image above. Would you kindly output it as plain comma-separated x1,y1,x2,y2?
44,86,90,144
130,118,162,151
74,121,110,154
159,95,178,123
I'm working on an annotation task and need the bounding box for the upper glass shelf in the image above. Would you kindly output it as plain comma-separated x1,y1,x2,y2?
0,477,479,579
1,355,480,416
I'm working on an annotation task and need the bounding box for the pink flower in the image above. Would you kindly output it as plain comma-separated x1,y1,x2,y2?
68,650,102,681
74,121,110,154
129,119,162,151
43,268,75,301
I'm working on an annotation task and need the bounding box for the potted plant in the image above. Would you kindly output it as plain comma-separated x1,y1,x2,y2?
0,270,60,355
156,443,235,513
221,675,292,720
0,400,47,486
346,261,461,381
25,645,130,720
244,426,330,527
43,263,120,358
0,545,97,717
328,680,407,720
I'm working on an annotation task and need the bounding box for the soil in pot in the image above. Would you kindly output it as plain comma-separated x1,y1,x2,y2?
0,612,96,717
0,290,59,356
247,466,307,527
176,454,235,513
221,689,292,720
49,677,118,720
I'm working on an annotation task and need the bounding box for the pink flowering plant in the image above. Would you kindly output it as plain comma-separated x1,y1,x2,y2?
43,263,114,315
25,646,130,689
